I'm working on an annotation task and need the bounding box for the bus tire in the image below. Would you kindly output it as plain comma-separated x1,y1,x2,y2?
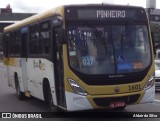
47,86,58,112
43,80,58,112
15,75,25,100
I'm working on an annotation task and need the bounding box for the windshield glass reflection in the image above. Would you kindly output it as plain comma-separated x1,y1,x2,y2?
67,25,151,75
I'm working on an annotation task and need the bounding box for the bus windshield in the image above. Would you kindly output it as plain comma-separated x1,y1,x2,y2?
67,25,151,75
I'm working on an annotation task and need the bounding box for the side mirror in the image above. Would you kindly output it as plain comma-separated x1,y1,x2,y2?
52,15,63,27
52,15,65,44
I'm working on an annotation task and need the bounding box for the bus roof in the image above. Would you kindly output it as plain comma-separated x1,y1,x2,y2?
4,4,144,32
4,6,64,32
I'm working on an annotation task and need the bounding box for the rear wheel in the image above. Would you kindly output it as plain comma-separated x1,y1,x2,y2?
15,75,25,100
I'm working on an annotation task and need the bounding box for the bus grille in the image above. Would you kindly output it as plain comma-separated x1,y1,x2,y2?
93,94,140,107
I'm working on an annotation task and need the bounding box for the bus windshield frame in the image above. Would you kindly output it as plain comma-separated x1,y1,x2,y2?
66,23,151,73
65,6,152,84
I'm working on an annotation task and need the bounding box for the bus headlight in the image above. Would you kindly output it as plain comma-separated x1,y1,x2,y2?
68,79,88,96
143,73,155,90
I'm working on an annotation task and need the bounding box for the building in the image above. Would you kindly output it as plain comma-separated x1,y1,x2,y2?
147,8,160,22
146,0,160,22
145,0,160,51
0,5,35,33
0,4,12,13
0,5,35,53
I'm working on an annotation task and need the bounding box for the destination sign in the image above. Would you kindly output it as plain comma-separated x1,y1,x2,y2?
96,10,125,18
77,9,137,20
65,7,146,21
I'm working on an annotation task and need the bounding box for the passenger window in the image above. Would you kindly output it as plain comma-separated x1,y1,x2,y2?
8,31,20,56
4,33,10,57
14,31,21,56
29,24,39,55
39,20,51,55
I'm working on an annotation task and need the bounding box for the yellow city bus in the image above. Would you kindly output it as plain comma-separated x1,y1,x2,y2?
3,4,155,112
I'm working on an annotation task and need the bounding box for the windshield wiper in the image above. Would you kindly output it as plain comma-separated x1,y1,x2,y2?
85,23,108,56
120,30,127,54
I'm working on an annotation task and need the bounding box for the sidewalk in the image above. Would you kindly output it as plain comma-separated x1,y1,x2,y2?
0,62,6,71
155,92,160,100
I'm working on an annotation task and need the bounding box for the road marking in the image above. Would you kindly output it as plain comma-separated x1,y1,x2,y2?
154,99,160,103
0,67,5,71
0,66,6,71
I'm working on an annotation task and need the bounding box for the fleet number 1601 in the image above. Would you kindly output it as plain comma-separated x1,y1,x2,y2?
128,84,141,91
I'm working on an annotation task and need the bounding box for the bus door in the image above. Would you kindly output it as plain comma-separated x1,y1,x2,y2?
20,27,29,92
52,25,66,108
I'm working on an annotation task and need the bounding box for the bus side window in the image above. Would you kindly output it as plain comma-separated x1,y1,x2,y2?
29,24,39,56
39,19,51,55
7,31,20,57
14,30,21,56
3,33,10,57
8,32,15,56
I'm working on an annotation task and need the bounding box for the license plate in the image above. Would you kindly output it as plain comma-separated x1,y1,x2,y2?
109,102,125,108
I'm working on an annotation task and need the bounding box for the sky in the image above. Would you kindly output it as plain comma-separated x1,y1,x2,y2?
0,0,159,13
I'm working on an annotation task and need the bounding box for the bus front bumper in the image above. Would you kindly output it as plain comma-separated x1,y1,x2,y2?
65,86,155,111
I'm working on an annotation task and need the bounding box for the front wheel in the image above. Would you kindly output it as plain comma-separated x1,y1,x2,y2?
47,87,58,112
